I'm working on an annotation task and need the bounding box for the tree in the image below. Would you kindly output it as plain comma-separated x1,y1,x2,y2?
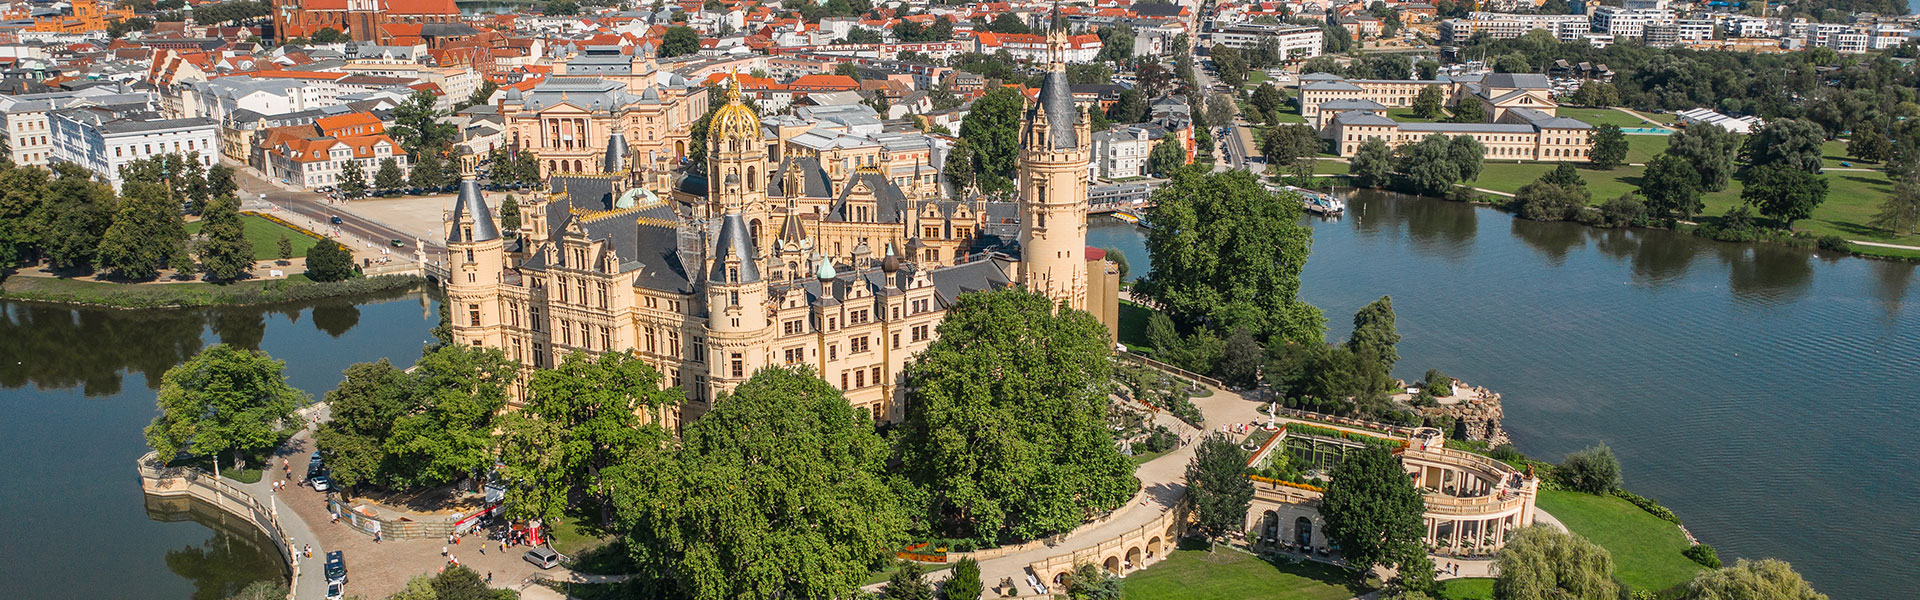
1588,124,1628,169
1742,163,1829,228
409,150,448,190
39,163,117,270
378,345,517,489
1512,180,1589,222
1215,329,1262,388
98,181,187,280
1848,133,1891,163
1569,82,1619,107
313,359,411,490
429,566,503,600
1347,296,1400,372
1212,47,1248,88
0,165,49,267
612,367,907,600
337,159,367,200
1541,162,1584,188
1596,193,1645,228
274,235,293,264
1557,444,1622,495
1138,169,1324,344
1207,92,1238,128
461,80,499,110
1063,563,1123,600
1249,83,1286,120
1397,136,1463,196
1640,152,1704,219
984,12,1031,34
1322,24,1352,54
374,158,406,193
1185,432,1254,546
497,194,520,236
499,351,679,526
1747,118,1826,172
309,27,346,43
197,195,255,282
1492,526,1618,600
880,561,934,600
221,580,287,600
1323,447,1432,588
659,25,699,57
959,87,1023,193
1109,88,1149,124
1103,247,1130,280
1261,124,1322,175
144,344,305,472
1350,138,1395,188
943,557,983,600
390,89,455,159
1494,53,1532,74
305,241,354,282
1683,559,1828,600
1872,178,1920,234
1148,135,1186,176
1412,85,1446,120
898,289,1135,544
1668,124,1741,192
1447,98,1485,123
942,140,976,198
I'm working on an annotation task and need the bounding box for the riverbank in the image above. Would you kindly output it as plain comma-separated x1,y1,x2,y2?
0,273,425,309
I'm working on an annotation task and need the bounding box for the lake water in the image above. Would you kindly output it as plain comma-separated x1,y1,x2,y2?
1092,189,1919,599
0,291,438,599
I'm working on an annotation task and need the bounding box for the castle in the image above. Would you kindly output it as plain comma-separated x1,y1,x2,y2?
446,32,1116,426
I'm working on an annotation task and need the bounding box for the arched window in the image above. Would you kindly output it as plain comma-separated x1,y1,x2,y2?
747,166,756,191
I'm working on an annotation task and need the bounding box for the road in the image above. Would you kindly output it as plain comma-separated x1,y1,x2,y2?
231,165,447,259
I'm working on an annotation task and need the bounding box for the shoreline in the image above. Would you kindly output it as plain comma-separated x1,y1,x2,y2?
0,273,427,310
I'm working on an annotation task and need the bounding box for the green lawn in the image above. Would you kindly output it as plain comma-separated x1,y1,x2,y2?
1821,139,1877,170
1435,577,1494,600
186,214,319,260
1123,546,1371,600
1246,71,1269,88
1555,107,1666,130
1536,491,1703,593
1118,299,1153,351
1623,134,1670,165
1468,161,1917,251
1387,108,1445,123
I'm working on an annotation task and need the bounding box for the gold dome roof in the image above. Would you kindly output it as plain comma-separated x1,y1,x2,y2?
708,74,760,143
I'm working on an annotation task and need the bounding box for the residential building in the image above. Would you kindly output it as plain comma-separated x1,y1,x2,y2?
1592,5,1674,39
49,110,219,190
1439,13,1591,44
1204,24,1323,61
1090,126,1155,180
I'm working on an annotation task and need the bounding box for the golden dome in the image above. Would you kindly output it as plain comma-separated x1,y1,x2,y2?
707,73,760,144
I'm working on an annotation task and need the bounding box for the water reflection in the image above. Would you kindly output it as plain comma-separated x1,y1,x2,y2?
145,495,286,600
1871,260,1915,322
1717,243,1815,307
1346,190,1478,260
1510,217,1586,267
0,286,416,396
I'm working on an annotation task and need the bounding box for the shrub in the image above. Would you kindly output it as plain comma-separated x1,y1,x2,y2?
1557,444,1623,495
1816,235,1850,253
1684,543,1722,569
1490,443,1524,462
1611,488,1682,524
305,241,356,282
1422,369,1453,396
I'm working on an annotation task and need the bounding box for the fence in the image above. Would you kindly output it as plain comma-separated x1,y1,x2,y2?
1119,351,1226,390
137,452,298,599
326,497,462,541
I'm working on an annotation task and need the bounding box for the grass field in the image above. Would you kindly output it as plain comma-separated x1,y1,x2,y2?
1387,108,1445,123
1117,299,1153,351
1434,577,1494,600
1820,139,1877,170
1537,491,1703,593
1122,546,1370,600
186,214,319,260
1556,107,1665,130
1466,161,1917,252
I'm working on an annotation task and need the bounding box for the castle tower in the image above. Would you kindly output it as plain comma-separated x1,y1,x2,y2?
703,73,774,399
1017,25,1092,312
445,151,506,349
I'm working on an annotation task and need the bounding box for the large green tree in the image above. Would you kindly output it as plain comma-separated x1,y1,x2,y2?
374,158,406,193
390,89,456,158
313,359,413,490
98,181,188,280
305,241,354,282
659,25,699,57
1185,432,1254,546
500,351,678,525
1746,118,1826,172
144,344,305,472
1139,168,1323,344
1396,135,1474,197
1640,152,1704,219
197,195,255,282
1412,85,1446,120
1493,526,1618,600
1872,178,1920,234
959,87,1024,193
337,158,367,200
1350,138,1395,188
1321,447,1432,589
1261,124,1323,177
1683,559,1827,600
613,367,907,600
1741,163,1829,228
1588,124,1628,169
1557,444,1622,495
897,289,1135,544
0,164,50,266
944,557,984,600
1667,124,1741,192
943,140,976,198
1148,135,1185,176
39,163,118,270
378,345,517,489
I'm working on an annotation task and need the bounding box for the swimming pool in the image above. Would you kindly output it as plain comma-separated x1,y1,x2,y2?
1620,126,1675,134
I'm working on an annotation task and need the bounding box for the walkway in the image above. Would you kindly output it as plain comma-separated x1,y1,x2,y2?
229,404,331,599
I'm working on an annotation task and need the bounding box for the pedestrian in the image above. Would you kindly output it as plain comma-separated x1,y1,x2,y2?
479,543,485,556
486,572,493,584
442,546,448,557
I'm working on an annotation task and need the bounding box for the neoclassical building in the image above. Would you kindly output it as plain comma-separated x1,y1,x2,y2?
446,33,1112,425
1299,73,1594,161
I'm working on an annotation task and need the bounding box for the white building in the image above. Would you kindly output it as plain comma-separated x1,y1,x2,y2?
0,88,154,167
1591,6,1674,38
1674,108,1763,134
1204,24,1324,61
1439,12,1591,44
1721,15,1776,38
50,111,219,190
1090,126,1156,180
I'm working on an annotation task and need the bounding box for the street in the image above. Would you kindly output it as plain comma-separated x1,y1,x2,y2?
230,164,447,263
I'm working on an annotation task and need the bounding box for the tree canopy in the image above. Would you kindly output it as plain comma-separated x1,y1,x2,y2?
1683,559,1828,600
1320,446,1432,589
958,87,1023,194
1741,163,1829,228
1186,432,1254,545
145,344,305,470
1493,526,1619,600
613,367,906,600
314,346,516,491
98,181,188,280
1139,168,1324,344
498,351,679,525
897,289,1135,544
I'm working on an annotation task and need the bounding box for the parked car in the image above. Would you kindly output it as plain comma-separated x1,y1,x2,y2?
311,475,332,492
326,582,344,600
325,551,347,584
523,547,561,570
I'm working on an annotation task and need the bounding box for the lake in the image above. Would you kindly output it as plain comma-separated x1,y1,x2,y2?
0,291,439,599
1091,189,1919,600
